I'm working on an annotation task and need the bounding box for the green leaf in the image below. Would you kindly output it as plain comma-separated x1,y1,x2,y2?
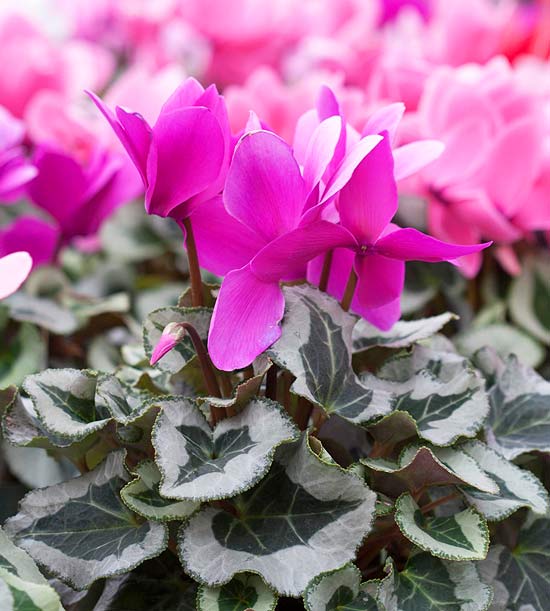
362,444,498,498
121,460,199,522
365,346,489,447
0,323,47,387
0,528,63,611
4,451,167,590
479,515,550,611
179,435,376,597
94,374,153,425
303,563,380,611
267,286,392,424
143,307,212,373
152,397,299,501
377,554,492,610
455,323,544,368
509,253,550,345
352,313,456,353
93,554,197,611
23,369,110,441
395,493,489,561
198,574,277,611
4,293,79,335
484,355,550,460
458,440,549,521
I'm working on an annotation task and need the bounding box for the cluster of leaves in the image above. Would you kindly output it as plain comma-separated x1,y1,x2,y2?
1,253,550,610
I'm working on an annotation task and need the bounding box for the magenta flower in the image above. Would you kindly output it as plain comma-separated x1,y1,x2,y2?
27,144,140,245
193,126,383,371
308,132,491,329
0,251,32,300
0,106,37,202
88,78,231,219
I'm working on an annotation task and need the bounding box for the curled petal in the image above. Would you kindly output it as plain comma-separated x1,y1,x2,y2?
208,266,285,371
393,140,445,181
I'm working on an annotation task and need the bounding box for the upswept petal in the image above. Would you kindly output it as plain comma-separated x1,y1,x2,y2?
338,134,398,244
362,103,405,142
224,130,307,242
316,85,341,121
190,196,267,277
0,158,37,198
320,134,383,204
307,247,355,299
0,216,58,267
86,91,151,183
250,221,356,283
158,77,204,115
208,265,285,371
0,251,33,300
302,116,344,195
375,227,491,262
393,140,445,181
146,107,225,218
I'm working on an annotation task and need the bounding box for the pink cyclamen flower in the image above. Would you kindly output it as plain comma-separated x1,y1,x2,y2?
192,123,383,371
27,144,141,244
88,77,231,219
0,106,37,202
150,322,187,365
0,251,32,300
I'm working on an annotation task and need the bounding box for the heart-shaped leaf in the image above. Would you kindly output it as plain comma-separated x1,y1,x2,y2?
377,555,492,610
394,493,489,561
179,435,376,597
153,397,299,501
268,286,392,424
197,574,277,611
4,451,167,590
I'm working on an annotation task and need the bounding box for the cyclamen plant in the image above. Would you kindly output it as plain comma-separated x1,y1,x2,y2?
1,81,549,611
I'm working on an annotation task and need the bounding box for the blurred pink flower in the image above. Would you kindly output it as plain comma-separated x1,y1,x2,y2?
0,107,37,202
0,216,58,268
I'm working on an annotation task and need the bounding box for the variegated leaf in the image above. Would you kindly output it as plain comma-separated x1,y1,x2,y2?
484,355,550,459
509,253,550,345
153,397,298,501
267,286,392,424
394,493,489,561
4,293,79,335
94,374,153,425
179,435,376,597
0,323,47,387
23,369,109,441
362,444,497,498
0,528,63,611
4,451,167,590
143,307,212,373
479,515,550,611
352,313,456,353
198,574,277,611
303,563,380,611
459,441,549,521
365,346,489,447
377,555,492,610
121,460,199,522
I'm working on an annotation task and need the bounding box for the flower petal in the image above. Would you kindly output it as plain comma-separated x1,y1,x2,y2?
208,265,285,371
375,227,491,262
251,221,356,282
0,251,33,300
0,216,58,267
362,103,405,142
354,253,405,312
146,107,225,218
158,77,205,114
224,130,306,241
393,140,445,181
190,196,267,276
337,134,398,244
302,115,344,195
320,134,383,204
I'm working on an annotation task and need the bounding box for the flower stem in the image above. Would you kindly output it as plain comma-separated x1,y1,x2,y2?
340,266,358,311
180,322,221,399
318,250,334,292
182,217,204,307
265,364,278,401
